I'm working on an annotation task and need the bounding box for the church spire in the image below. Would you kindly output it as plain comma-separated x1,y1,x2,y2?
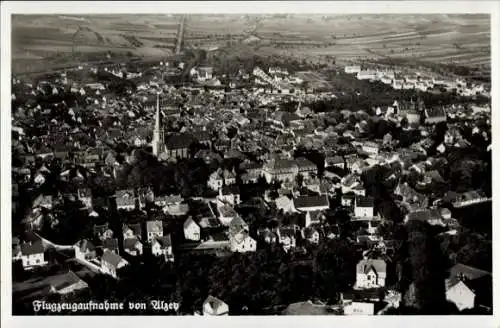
152,92,163,156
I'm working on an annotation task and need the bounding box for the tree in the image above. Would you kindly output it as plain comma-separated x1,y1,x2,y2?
400,221,448,313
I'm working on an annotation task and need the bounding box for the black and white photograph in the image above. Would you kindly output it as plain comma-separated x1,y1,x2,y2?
1,1,498,323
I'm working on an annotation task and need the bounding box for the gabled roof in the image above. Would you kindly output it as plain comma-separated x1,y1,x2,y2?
21,240,44,255
294,195,329,209
355,196,374,208
146,220,163,234
102,238,119,250
229,216,248,237
356,259,387,275
101,250,126,268
203,295,228,315
75,239,96,252
123,237,141,250
155,234,172,248
50,271,88,292
449,263,491,281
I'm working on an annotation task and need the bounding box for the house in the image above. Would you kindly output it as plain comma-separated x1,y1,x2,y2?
146,220,163,243
354,196,374,218
361,141,380,155
102,238,119,254
100,251,128,279
20,240,47,270
216,203,238,226
223,168,237,185
115,189,136,211
257,228,278,244
325,155,344,169
425,107,447,124
152,234,174,262
218,185,241,206
355,259,387,289
184,217,201,241
294,195,330,212
342,193,356,207
123,237,143,256
123,223,142,240
163,133,194,159
445,279,476,311
155,194,183,207
207,169,224,191
302,227,320,244
345,65,361,74
262,158,299,183
74,239,97,261
77,188,93,209
275,195,296,213
203,296,229,316
94,223,113,241
32,194,53,210
229,228,257,253
295,157,318,177
404,209,444,226
49,271,89,295
277,226,298,252
305,210,325,228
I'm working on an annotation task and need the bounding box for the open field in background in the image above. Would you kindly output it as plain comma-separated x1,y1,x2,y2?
12,14,490,75
12,14,182,74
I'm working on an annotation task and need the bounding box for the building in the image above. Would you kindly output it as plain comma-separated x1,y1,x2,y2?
100,251,128,279
354,196,374,218
218,185,241,206
446,279,476,311
123,238,143,256
184,217,201,241
294,195,330,212
20,240,47,270
202,296,229,315
361,141,380,155
115,189,136,211
355,259,387,289
146,220,163,243
152,235,174,262
345,65,361,74
277,226,298,252
425,107,447,124
357,70,377,80
262,158,299,183
49,271,89,295
152,93,165,157
74,239,97,261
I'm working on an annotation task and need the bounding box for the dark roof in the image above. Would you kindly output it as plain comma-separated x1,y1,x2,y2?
76,239,96,252
449,263,491,281
407,209,441,222
355,196,374,208
221,185,240,195
155,234,172,247
50,271,88,291
102,238,119,250
101,251,124,268
123,237,141,250
21,240,44,255
294,195,329,209
165,133,195,150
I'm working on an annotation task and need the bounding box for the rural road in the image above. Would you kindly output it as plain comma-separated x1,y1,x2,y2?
175,15,187,55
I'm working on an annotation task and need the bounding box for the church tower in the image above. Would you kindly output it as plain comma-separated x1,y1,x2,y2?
152,92,164,156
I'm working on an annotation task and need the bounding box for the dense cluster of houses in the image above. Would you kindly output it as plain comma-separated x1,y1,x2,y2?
11,58,491,315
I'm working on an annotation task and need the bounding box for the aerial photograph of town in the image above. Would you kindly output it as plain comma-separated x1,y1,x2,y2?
9,12,492,316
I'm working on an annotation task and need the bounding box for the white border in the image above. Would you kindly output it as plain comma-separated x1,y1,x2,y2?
1,2,499,328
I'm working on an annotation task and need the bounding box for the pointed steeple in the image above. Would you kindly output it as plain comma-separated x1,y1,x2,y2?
152,92,163,156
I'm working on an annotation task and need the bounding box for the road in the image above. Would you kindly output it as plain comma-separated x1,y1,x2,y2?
175,15,187,55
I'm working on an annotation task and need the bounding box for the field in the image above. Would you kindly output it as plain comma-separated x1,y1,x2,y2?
12,14,491,75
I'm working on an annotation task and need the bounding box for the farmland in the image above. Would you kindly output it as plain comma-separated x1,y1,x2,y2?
12,14,490,76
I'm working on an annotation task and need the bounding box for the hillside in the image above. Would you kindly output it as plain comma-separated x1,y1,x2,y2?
12,14,491,75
